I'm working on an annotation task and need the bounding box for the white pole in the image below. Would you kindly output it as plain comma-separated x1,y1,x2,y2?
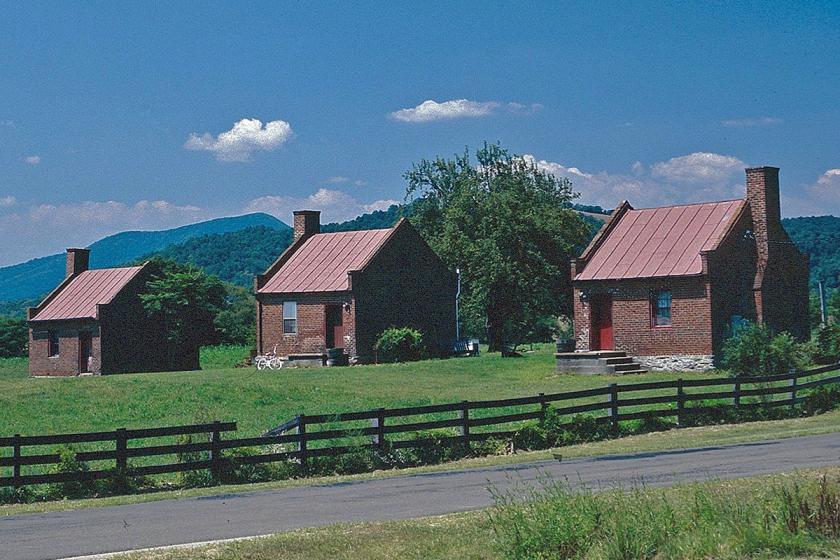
820,281,827,324
455,268,461,340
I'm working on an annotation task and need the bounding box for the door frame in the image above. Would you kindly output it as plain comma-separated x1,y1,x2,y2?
589,294,614,351
325,304,344,349
79,331,92,374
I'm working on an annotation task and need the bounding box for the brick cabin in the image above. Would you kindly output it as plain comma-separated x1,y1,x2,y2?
27,249,194,376
570,167,809,371
255,210,457,363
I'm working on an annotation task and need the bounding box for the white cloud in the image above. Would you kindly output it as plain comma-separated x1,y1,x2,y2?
390,99,501,123
0,196,15,208
0,200,207,266
651,153,744,184
244,188,399,224
185,118,293,162
721,116,783,128
507,102,544,115
24,155,41,165
783,169,840,216
524,151,746,210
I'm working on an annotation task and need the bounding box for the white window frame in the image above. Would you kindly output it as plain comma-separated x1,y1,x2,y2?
283,301,297,334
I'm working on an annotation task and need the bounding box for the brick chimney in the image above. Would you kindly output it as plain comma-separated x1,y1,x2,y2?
66,248,90,277
293,210,320,242
745,166,782,266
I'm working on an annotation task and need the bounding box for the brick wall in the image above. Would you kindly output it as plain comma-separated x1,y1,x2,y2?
573,277,713,356
29,321,100,376
258,293,356,357
352,222,457,361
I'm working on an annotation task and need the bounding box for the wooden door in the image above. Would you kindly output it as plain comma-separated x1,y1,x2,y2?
590,295,614,351
79,332,92,373
325,305,344,349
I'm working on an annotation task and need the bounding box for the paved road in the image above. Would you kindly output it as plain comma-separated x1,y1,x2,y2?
3,433,840,560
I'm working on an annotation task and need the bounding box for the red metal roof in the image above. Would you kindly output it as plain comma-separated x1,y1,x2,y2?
259,228,394,293
576,199,744,281
32,266,145,321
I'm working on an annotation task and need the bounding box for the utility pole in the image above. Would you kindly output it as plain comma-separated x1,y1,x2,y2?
455,268,461,340
819,281,827,325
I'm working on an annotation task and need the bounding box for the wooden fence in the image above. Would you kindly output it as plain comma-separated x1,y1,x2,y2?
3,363,840,491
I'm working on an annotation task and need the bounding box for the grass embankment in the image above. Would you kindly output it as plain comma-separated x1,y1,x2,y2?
0,344,714,436
3,409,839,517
108,468,840,560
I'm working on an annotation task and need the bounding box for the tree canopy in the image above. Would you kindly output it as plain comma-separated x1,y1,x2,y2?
405,143,593,352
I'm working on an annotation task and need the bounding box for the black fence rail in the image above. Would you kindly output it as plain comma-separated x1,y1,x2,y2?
3,363,840,491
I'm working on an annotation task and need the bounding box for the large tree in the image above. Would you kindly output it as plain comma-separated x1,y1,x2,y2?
405,143,592,353
140,260,227,365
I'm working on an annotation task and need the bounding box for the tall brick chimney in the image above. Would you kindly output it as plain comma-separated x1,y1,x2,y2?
745,166,782,266
293,210,320,242
66,248,90,277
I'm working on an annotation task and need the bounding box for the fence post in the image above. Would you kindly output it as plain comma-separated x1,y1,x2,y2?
371,408,385,447
210,421,222,482
733,380,741,408
459,401,470,444
12,434,21,490
609,384,619,433
538,392,548,422
789,373,798,409
115,428,128,491
676,379,685,427
297,414,308,474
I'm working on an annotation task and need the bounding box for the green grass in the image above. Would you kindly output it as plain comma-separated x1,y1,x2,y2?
0,344,714,437
104,468,840,560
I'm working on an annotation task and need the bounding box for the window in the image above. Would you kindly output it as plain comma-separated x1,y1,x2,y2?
48,331,60,357
283,301,297,334
652,290,672,327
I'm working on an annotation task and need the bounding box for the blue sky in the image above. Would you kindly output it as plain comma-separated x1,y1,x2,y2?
1,1,839,265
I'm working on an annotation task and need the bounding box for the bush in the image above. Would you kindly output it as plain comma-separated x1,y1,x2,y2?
219,449,278,484
802,387,840,416
0,315,27,358
176,434,214,488
812,324,840,364
722,323,804,378
48,447,94,500
374,327,425,363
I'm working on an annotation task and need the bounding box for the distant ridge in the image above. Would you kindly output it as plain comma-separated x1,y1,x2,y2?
0,213,288,302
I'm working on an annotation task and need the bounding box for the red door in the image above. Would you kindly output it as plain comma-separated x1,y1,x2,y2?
590,295,614,351
325,305,344,349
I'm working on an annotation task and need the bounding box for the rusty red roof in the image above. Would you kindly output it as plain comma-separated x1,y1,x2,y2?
576,199,744,281
259,228,394,294
32,266,145,321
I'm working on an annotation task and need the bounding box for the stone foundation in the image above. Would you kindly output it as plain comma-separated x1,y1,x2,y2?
636,355,715,372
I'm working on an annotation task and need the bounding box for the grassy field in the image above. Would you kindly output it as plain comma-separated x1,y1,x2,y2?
108,468,840,560
0,344,717,437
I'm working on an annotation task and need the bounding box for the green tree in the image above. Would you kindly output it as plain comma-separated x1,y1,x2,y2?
0,315,27,358
405,143,592,352
140,260,227,365
215,284,257,346
722,323,804,377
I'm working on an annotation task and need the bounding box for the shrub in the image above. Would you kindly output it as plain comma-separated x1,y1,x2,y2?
219,449,277,484
0,315,27,358
0,486,32,504
374,327,425,363
48,447,94,500
176,434,214,488
801,386,840,416
722,323,804,378
811,324,840,364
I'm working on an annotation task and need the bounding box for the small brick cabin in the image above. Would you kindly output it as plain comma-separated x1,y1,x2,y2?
255,210,457,363
27,249,194,376
570,166,809,371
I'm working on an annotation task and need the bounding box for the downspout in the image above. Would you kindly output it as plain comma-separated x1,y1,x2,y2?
455,268,461,341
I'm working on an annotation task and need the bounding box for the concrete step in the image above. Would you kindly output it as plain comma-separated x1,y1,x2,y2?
613,362,644,372
617,368,648,375
604,356,634,365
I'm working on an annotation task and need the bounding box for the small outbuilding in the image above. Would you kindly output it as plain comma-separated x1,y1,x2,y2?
567,166,809,372
255,210,457,364
27,249,193,376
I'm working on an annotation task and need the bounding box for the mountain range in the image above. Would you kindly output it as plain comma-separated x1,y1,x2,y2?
1,204,837,316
